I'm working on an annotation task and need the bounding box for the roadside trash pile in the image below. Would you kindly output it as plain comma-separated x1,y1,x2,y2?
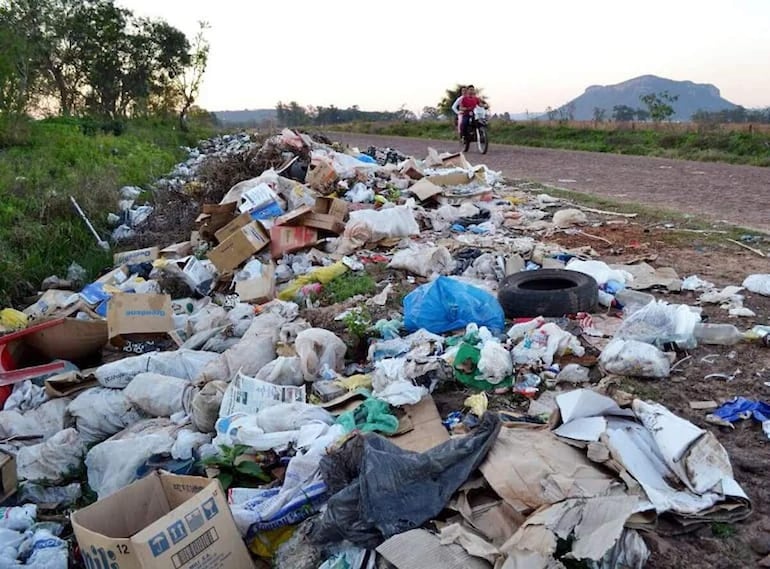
0,128,768,568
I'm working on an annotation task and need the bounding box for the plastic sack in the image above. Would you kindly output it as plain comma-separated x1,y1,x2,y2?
0,399,72,442
295,328,347,382
566,259,632,286
171,429,212,460
556,363,591,384
404,277,505,334
311,413,501,548
389,246,455,277
477,341,513,385
96,349,219,389
85,419,180,498
255,357,304,387
3,528,68,569
124,373,195,418
599,338,670,378
3,381,47,412
0,505,36,531
16,428,86,483
616,300,700,349
191,381,228,433
512,322,585,367
18,482,82,508
347,204,419,242
552,208,588,228
68,387,144,444
278,262,348,301
743,274,770,296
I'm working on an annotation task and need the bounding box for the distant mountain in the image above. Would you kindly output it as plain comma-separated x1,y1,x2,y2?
214,109,277,126
545,75,737,121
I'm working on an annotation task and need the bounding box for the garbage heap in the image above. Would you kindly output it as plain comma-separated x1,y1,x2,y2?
0,128,768,569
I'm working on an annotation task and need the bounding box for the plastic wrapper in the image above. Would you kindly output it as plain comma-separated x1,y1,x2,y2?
311,413,500,548
403,276,505,334
68,387,144,444
599,338,670,379
295,328,346,382
566,259,632,286
616,300,700,349
477,341,513,384
16,428,86,483
18,482,82,508
124,373,196,417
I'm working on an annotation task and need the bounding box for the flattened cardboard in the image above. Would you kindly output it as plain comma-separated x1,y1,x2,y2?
113,247,160,267
44,371,98,398
274,205,312,227
426,171,472,187
107,294,173,340
0,453,17,503
377,529,490,569
71,472,254,569
235,263,276,304
313,197,348,220
390,397,449,452
208,222,270,273
409,178,444,201
213,212,253,244
269,226,317,258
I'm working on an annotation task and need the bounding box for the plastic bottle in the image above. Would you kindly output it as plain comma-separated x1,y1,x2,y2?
615,289,655,311
693,323,745,346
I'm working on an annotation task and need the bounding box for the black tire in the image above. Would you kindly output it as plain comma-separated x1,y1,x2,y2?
478,127,489,154
497,269,598,318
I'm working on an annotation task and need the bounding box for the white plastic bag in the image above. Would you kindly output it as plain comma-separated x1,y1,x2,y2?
96,349,219,389
255,357,304,387
345,182,374,203
68,387,144,444
85,419,180,498
0,505,36,531
191,381,228,433
616,300,700,349
389,246,455,277
3,381,47,412
372,358,407,393
552,208,588,228
0,399,72,442
295,328,346,382
347,203,419,242
171,429,212,460
566,259,632,286
16,428,86,483
742,274,770,296
124,373,195,417
556,364,591,384
512,323,585,367
477,341,513,384
374,380,427,406
599,338,670,378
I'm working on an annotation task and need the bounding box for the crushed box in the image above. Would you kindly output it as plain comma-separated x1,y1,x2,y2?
71,472,254,569
269,226,317,258
107,293,173,340
208,222,269,273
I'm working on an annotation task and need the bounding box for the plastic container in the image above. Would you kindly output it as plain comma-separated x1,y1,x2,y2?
616,289,655,313
694,323,744,346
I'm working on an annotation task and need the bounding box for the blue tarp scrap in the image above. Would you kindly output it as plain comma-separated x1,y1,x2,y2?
713,397,770,424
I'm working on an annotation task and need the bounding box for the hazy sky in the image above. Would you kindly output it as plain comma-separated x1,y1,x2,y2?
121,0,770,114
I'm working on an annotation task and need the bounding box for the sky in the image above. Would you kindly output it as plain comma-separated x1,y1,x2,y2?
121,0,770,114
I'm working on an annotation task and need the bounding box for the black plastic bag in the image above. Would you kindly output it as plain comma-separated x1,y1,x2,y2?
312,412,501,548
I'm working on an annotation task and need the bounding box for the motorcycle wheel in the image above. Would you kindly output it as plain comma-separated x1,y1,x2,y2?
477,127,489,154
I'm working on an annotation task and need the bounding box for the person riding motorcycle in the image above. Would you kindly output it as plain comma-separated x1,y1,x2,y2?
458,85,488,141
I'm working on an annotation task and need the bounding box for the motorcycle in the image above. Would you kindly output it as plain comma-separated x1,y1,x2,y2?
461,106,490,154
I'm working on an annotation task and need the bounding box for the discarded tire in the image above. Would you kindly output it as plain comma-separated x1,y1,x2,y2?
497,269,598,318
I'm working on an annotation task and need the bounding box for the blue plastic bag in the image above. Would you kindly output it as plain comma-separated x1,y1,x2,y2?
403,276,505,334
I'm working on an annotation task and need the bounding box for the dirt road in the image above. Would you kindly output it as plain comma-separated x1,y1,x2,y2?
333,133,770,233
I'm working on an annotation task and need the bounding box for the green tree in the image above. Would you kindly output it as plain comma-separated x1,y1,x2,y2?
438,84,464,117
592,107,606,123
0,6,37,115
640,91,678,122
612,105,636,121
421,105,439,120
634,108,650,121
174,20,208,131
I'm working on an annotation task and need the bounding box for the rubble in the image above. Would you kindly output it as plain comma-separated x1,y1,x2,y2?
0,129,766,568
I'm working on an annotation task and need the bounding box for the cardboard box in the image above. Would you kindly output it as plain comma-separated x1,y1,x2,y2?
409,179,444,202
208,222,270,273
114,247,160,267
214,212,252,244
274,205,313,227
160,242,193,259
71,472,255,569
24,318,108,361
269,226,317,259
305,159,337,191
107,294,173,340
301,213,345,234
1,453,17,503
235,262,276,304
426,171,472,187
390,397,449,452
313,197,348,221
182,257,216,289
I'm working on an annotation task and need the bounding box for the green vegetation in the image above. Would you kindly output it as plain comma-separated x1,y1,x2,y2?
201,444,270,492
322,272,376,304
341,308,373,342
0,117,211,306
711,522,737,539
329,120,770,166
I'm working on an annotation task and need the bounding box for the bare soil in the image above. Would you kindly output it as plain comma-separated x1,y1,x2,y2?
332,133,770,233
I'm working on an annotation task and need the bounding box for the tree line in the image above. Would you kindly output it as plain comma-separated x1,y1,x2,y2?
275,101,416,126
0,0,209,130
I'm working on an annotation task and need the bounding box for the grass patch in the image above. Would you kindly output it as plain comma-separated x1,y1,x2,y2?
322,272,376,304
0,116,214,306
329,120,770,167
711,522,737,539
